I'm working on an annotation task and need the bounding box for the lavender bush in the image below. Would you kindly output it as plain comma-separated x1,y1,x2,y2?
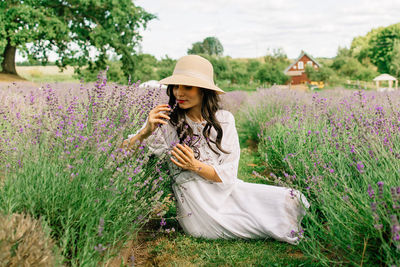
239,87,400,266
0,69,175,266
220,90,249,115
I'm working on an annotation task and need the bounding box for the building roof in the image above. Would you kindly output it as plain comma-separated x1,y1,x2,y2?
284,50,321,74
373,73,398,81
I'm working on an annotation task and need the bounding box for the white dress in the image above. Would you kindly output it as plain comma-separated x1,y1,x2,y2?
127,109,310,245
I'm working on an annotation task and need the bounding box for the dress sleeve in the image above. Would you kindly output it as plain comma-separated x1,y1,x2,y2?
127,122,170,157
210,111,240,184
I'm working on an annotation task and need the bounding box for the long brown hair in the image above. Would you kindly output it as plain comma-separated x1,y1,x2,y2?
166,84,231,160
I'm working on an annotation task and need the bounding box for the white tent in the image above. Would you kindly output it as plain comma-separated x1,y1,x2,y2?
138,80,167,90
373,74,398,91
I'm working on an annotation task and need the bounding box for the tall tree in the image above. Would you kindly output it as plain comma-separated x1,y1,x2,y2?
187,37,223,56
187,42,205,55
350,26,383,62
202,37,223,56
368,23,400,74
0,0,156,80
389,39,400,78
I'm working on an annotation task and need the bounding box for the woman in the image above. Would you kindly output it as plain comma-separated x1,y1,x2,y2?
122,55,310,245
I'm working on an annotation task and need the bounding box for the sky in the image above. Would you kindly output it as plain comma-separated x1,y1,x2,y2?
16,0,400,61
133,0,399,60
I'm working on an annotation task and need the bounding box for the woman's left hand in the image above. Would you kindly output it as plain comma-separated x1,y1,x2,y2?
170,143,199,171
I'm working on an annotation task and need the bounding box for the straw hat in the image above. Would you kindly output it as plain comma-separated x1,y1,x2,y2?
158,54,225,94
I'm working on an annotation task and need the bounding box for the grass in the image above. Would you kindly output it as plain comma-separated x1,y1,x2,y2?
146,231,312,266
17,66,79,83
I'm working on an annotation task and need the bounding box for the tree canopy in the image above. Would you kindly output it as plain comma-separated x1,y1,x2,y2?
0,0,156,81
349,22,400,76
187,36,224,56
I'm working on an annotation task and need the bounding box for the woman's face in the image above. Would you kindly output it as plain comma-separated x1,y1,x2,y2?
172,84,203,109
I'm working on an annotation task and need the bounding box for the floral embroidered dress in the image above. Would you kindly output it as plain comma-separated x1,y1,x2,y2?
127,109,310,245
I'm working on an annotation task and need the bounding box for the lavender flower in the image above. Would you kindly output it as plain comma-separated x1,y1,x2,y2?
367,184,375,199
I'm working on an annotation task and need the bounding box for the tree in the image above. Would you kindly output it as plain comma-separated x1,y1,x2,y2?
156,55,176,80
389,39,400,78
368,23,400,73
247,59,262,83
187,37,223,56
305,65,335,83
349,27,383,62
187,42,205,55
330,52,378,81
131,53,158,82
255,63,288,86
263,47,291,72
253,48,290,86
229,60,250,84
0,0,156,81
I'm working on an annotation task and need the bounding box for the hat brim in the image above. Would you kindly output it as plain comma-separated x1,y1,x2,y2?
159,74,225,95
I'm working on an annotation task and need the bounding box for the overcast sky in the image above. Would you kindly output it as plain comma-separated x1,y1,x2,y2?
16,0,400,61
134,0,399,60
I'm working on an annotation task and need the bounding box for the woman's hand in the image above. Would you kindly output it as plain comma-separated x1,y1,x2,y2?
170,144,200,171
145,104,171,135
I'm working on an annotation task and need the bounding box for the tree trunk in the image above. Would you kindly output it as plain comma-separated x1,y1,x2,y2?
1,38,17,75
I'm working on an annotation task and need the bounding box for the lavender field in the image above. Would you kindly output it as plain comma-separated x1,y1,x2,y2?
0,72,399,266
0,72,175,265
0,72,246,266
238,87,400,265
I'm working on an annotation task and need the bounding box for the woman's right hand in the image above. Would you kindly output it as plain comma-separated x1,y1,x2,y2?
144,104,171,135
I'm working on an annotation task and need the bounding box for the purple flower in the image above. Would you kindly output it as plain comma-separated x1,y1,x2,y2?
356,161,364,172
290,230,296,238
367,184,375,199
98,217,104,236
160,218,166,227
370,202,377,212
377,181,384,198
94,243,107,252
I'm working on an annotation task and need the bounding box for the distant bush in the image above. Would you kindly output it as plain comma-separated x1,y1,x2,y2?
330,47,379,82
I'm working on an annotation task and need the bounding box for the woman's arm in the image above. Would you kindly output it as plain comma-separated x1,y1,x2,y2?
170,143,223,183
120,104,171,151
191,160,222,183
119,127,151,151
169,110,239,184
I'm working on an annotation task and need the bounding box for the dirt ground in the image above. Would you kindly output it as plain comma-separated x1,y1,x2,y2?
102,220,168,267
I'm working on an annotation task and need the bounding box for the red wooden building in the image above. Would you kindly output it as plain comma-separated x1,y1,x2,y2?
283,50,320,85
